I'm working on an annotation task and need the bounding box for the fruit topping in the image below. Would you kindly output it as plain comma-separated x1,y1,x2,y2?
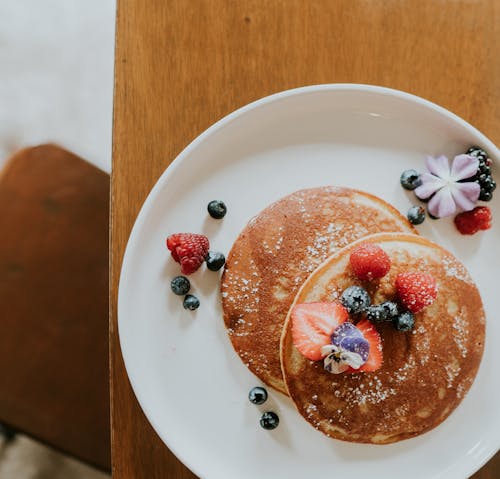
248,386,268,405
349,242,391,281
407,205,426,225
207,200,227,219
260,411,279,430
170,275,191,295
365,301,399,322
454,206,492,235
400,169,422,190
340,286,371,314
466,146,488,162
393,311,415,331
396,272,438,313
166,233,209,275
349,319,383,372
291,302,348,361
205,251,226,271
414,154,480,218
183,294,200,310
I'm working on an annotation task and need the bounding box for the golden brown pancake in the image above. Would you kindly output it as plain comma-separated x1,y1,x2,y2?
281,232,485,444
221,187,415,393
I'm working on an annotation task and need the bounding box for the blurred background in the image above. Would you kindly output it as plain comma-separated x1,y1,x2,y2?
0,1,115,477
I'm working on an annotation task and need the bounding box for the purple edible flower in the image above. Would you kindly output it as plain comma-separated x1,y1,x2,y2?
414,154,480,218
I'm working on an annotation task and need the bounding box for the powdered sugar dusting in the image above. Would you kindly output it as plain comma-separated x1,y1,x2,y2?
452,309,469,358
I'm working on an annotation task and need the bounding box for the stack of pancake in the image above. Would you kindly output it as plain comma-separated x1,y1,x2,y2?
221,187,485,444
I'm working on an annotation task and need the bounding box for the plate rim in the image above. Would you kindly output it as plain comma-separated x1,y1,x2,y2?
117,83,500,479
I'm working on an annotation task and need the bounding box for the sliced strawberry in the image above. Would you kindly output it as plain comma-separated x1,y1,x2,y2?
291,302,348,361
347,319,383,373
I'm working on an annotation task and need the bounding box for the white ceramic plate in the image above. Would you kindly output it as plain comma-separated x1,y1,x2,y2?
118,85,500,479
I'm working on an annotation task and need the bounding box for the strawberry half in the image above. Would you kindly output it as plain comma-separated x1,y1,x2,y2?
291,302,348,361
166,233,210,275
347,319,383,373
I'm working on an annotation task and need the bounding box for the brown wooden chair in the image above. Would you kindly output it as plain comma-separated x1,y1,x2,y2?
0,144,110,471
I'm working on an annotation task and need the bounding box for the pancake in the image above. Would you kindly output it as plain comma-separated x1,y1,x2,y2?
221,187,415,393
280,232,485,444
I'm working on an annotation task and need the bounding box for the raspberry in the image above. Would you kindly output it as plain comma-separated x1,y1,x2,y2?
454,207,492,235
166,233,209,274
349,242,391,281
396,272,438,313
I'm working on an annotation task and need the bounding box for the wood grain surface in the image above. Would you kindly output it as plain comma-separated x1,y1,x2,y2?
111,1,499,477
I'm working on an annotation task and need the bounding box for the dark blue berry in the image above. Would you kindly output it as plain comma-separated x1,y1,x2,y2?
467,147,488,162
407,205,426,225
400,170,422,190
340,286,371,314
365,301,399,322
248,386,268,405
479,190,493,201
183,294,200,310
393,311,415,331
170,276,190,295
206,251,226,271
207,200,227,219
260,411,279,430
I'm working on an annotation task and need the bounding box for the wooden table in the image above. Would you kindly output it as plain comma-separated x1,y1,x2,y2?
111,1,499,477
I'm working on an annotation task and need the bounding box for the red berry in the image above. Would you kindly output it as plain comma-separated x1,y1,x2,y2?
166,233,209,275
349,242,391,281
347,319,383,373
396,272,438,313
291,302,348,361
454,207,492,235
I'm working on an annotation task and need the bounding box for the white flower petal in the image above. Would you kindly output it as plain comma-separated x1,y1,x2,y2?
426,155,451,178
451,182,480,211
428,187,457,218
414,173,446,199
450,154,479,181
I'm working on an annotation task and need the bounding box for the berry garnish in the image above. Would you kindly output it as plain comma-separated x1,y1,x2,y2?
393,311,415,331
454,206,492,235
166,233,209,275
400,169,422,190
291,302,348,360
207,200,227,219
331,322,369,362
349,243,391,281
396,272,438,313
170,275,190,295
407,205,426,225
365,301,399,322
467,146,488,162
260,411,279,430
479,190,493,202
340,286,371,314
348,319,382,372
206,251,226,271
183,294,200,310
248,386,268,405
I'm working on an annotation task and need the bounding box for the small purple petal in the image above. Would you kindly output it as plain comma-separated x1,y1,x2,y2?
414,173,446,199
450,154,479,181
426,155,450,178
451,182,480,211
428,187,457,218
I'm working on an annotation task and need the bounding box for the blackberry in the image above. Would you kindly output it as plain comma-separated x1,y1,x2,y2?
407,205,426,225
248,386,268,405
205,251,226,271
467,146,488,162
260,411,279,430
400,170,422,190
479,190,493,202
340,286,371,314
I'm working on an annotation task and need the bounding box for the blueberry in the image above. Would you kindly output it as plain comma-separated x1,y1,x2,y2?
400,169,422,190
206,251,226,271
366,301,399,322
340,286,371,314
248,386,268,405
260,411,279,430
207,200,227,219
393,311,415,331
170,276,190,295
183,294,200,310
407,205,426,225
